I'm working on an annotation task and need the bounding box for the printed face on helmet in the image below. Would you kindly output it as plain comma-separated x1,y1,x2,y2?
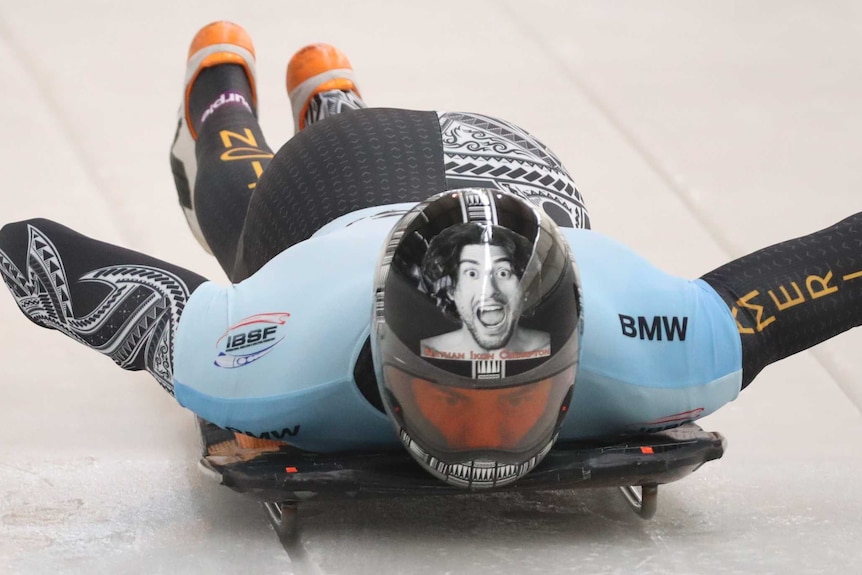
372,188,582,489
420,224,549,356
452,244,521,349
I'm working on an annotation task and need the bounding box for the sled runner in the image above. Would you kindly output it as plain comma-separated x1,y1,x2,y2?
196,417,725,540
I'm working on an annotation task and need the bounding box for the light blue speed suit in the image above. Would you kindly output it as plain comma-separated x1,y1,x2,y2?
173,204,742,452
3,106,857,457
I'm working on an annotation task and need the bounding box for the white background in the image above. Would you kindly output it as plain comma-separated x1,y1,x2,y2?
1,1,861,573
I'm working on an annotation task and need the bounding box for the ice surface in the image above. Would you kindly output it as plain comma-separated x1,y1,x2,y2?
1,1,861,573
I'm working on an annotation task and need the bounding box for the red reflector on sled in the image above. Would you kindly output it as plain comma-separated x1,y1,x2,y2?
285,466,298,473
640,447,654,455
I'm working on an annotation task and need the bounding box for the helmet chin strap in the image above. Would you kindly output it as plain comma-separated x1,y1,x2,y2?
399,428,556,489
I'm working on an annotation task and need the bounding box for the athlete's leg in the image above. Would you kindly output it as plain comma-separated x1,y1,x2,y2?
0,218,207,395
232,109,447,280
229,44,388,280
230,47,590,282
169,22,274,279
286,43,367,133
701,211,862,389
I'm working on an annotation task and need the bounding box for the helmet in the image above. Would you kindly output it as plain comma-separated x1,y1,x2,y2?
372,188,582,488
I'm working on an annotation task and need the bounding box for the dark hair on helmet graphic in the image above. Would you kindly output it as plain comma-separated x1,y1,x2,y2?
420,222,533,320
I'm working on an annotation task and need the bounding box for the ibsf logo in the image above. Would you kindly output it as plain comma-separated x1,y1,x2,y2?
214,312,290,369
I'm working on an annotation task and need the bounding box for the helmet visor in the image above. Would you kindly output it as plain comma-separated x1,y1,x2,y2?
384,364,575,461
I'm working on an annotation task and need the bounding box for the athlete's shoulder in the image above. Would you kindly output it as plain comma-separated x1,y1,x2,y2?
172,204,412,450
177,203,414,377
558,227,742,384
557,227,731,315
187,203,415,313
555,228,743,439
557,227,671,280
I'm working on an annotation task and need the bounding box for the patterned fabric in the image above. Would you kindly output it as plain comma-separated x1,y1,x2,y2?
439,112,590,229
0,221,199,393
303,89,367,129
232,108,592,279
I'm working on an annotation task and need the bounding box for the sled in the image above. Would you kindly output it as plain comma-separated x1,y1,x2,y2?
196,417,725,541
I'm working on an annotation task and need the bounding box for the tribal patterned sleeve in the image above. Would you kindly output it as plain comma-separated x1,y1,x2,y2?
700,212,862,389
0,219,207,394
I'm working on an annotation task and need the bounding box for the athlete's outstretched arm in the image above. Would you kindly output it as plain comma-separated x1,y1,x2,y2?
700,212,862,388
0,219,207,394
